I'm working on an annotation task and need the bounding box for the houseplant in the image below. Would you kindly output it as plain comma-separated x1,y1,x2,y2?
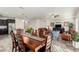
72,32,79,48
25,27,33,34
68,22,74,34
68,22,74,29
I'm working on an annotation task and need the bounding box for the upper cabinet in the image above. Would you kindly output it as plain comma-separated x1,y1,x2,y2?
7,19,15,23
0,20,7,26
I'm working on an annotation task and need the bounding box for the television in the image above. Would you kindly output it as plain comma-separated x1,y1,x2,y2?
55,24,61,28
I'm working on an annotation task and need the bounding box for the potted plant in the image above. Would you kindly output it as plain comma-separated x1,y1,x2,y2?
68,22,74,29
72,32,79,48
25,27,33,34
68,22,74,34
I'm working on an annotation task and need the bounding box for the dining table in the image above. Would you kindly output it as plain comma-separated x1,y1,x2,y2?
22,33,46,52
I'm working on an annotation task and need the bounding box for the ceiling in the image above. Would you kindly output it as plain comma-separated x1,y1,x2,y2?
0,7,78,20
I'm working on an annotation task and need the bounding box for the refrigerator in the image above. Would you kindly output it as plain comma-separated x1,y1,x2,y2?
8,23,16,34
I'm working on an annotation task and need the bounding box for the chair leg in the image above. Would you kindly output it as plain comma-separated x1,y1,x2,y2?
12,45,18,52
49,47,51,52
17,45,20,52
15,47,17,52
46,47,51,52
12,48,14,52
12,46,14,52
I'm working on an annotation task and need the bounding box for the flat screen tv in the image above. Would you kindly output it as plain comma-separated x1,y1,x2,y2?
55,24,61,28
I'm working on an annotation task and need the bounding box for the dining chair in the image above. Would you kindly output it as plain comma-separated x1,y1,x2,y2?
16,32,26,52
45,34,52,52
16,29,31,52
10,31,18,52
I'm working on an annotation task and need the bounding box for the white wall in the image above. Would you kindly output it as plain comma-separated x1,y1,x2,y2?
15,16,75,32
15,12,75,31
15,18,25,29
24,17,74,31
74,10,79,32
27,19,47,30
47,15,75,31
75,11,79,32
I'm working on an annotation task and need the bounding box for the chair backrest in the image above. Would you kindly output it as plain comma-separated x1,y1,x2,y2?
10,31,16,43
37,28,49,38
45,34,52,51
16,29,23,35
16,33,25,52
16,29,25,44
32,30,37,36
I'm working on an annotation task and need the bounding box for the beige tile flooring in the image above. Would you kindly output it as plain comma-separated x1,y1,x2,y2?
0,35,79,52
52,40,79,52
0,35,12,52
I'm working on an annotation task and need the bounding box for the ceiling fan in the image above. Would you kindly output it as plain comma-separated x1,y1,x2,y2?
47,13,60,19
0,14,4,17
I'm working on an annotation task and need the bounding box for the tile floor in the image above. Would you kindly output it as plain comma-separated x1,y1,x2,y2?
52,40,79,52
0,35,12,52
0,35,79,52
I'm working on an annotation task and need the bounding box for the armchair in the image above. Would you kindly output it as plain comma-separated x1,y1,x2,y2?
61,32,72,41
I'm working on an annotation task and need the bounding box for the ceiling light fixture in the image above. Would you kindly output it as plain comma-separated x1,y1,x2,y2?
19,7,24,9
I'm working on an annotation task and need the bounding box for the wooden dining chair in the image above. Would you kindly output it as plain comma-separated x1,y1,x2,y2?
16,29,31,52
16,33,26,52
45,35,52,52
10,31,18,52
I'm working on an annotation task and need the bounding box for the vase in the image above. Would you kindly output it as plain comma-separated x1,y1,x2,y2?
72,41,79,48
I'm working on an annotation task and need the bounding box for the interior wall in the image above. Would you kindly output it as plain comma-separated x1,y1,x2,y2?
15,17,75,32
75,11,79,32
15,18,25,29
47,15,75,31
28,19,47,30
15,12,75,31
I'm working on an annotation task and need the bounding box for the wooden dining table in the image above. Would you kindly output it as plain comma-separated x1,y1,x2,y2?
22,33,46,52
